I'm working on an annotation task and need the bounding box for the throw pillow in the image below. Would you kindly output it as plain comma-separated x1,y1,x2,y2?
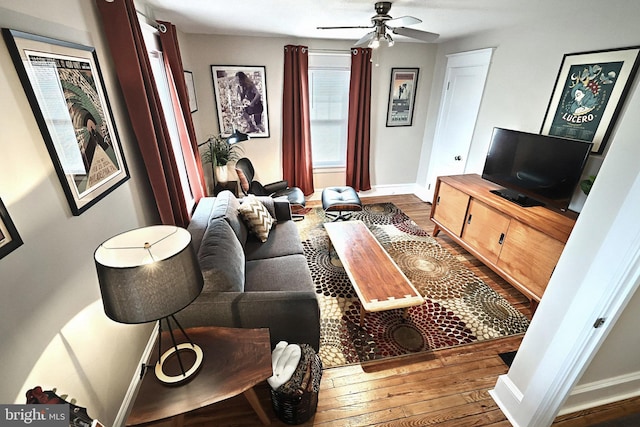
236,168,250,194
238,195,274,243
198,218,245,292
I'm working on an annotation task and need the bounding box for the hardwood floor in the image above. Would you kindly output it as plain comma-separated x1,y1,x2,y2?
138,194,639,427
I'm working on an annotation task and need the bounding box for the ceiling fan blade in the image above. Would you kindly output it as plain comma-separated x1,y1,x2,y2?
317,25,373,30
354,31,376,47
386,16,422,27
392,27,440,43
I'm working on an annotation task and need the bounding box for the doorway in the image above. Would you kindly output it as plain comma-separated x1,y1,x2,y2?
423,48,493,202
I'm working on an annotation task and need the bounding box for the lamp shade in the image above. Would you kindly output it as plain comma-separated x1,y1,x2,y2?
94,225,203,324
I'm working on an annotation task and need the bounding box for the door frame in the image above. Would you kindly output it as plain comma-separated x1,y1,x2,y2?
420,48,493,202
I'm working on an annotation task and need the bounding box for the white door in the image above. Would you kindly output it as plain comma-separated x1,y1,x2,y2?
423,48,493,202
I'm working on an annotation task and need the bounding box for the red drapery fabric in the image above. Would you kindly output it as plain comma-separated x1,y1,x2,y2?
158,21,206,204
346,47,372,192
282,45,314,196
95,0,205,227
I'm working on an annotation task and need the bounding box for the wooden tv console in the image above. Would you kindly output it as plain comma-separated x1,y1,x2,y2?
430,174,577,310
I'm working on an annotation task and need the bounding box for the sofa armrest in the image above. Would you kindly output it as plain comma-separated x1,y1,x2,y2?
272,198,292,221
251,196,291,221
263,180,288,194
175,290,321,351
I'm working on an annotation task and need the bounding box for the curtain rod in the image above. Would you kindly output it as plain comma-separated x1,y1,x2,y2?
136,9,167,33
308,48,351,54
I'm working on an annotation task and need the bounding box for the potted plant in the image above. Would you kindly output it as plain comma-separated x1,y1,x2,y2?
201,135,244,184
580,175,596,195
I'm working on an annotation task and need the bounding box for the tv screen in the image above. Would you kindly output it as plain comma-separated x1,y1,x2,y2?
481,128,592,211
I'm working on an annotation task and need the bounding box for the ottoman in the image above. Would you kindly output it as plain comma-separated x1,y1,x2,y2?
321,186,362,221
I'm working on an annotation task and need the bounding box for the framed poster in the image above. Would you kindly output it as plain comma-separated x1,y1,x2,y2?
0,197,23,260
211,65,269,138
3,29,129,215
184,70,198,113
386,68,419,127
541,46,640,154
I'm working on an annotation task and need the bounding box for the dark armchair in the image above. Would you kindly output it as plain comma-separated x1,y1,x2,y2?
235,158,306,211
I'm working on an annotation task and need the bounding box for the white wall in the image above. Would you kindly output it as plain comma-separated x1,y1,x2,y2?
0,1,158,424
422,1,640,424
180,33,437,193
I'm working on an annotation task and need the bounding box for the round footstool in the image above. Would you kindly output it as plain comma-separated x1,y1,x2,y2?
321,186,362,221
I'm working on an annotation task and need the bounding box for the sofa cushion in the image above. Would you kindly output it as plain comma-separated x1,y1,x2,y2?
238,194,274,243
187,197,216,249
245,254,314,292
245,220,305,261
198,218,245,292
210,190,248,247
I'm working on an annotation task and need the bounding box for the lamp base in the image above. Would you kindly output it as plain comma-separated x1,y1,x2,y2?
154,343,204,385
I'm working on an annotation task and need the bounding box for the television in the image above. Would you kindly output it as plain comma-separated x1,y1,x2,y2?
481,128,592,211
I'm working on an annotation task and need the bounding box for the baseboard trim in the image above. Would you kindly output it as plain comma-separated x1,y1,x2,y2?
113,324,158,427
559,370,640,415
308,183,419,201
489,374,525,427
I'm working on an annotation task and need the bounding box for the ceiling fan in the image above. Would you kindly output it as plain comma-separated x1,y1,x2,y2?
317,1,439,48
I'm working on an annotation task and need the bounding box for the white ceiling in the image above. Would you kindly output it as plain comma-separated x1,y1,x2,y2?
137,0,540,44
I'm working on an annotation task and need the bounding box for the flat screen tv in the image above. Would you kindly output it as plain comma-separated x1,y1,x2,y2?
481,128,592,211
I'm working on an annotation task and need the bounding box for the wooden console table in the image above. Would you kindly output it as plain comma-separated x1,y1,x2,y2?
126,326,272,426
430,174,577,309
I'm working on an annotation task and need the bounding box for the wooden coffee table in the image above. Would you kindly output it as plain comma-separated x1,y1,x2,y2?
324,220,424,326
127,326,272,426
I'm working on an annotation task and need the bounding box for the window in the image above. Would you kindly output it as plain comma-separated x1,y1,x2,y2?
141,18,194,208
309,53,350,169
148,51,193,204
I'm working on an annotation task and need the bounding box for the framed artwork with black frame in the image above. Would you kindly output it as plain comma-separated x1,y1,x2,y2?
0,197,23,260
211,65,269,138
386,67,419,127
184,70,198,113
2,29,129,215
541,46,640,154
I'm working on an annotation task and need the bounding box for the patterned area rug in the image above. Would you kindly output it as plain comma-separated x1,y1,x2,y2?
296,203,530,369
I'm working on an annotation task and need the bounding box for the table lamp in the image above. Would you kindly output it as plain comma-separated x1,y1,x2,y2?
94,225,204,385
227,128,249,145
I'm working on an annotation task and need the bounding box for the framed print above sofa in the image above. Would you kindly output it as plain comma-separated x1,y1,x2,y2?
211,65,270,138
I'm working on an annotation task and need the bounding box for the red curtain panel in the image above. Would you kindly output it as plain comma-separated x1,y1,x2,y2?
158,21,207,205
95,0,205,227
282,45,314,196
346,48,372,192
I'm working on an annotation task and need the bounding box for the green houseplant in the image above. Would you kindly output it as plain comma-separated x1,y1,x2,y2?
201,135,244,184
580,175,596,195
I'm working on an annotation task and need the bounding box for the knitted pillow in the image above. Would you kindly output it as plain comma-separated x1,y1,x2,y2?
238,195,274,242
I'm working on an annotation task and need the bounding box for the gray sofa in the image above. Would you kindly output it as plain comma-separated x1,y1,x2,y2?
175,191,321,351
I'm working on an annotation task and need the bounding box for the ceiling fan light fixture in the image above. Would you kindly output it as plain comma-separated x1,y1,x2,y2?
318,2,440,48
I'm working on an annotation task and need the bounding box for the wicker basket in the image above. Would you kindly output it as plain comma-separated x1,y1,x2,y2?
270,344,323,425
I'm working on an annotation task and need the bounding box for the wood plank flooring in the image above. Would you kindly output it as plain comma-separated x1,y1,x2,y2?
137,194,639,427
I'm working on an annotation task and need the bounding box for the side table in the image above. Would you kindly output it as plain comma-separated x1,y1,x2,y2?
214,180,238,196
126,326,272,426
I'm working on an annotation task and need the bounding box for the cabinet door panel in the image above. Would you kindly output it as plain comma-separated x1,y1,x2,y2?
497,220,565,299
461,199,511,264
432,182,470,236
